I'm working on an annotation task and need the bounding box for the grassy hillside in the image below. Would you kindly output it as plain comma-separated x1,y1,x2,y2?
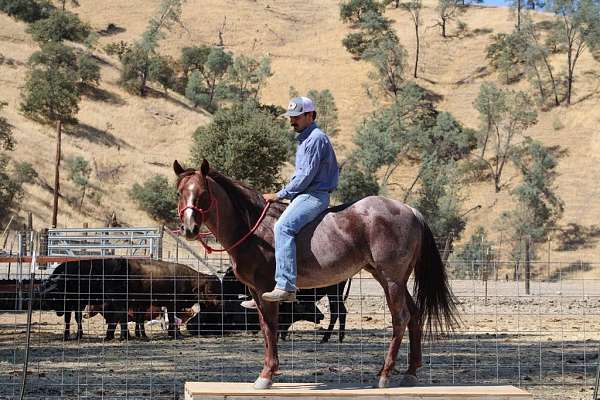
1,0,599,267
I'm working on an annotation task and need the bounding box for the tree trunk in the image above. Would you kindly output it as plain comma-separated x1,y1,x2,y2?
441,233,454,265
442,18,447,38
566,46,574,105
532,64,546,104
79,185,86,211
140,62,149,96
52,120,62,228
414,24,420,78
494,173,501,193
517,0,522,31
542,56,560,106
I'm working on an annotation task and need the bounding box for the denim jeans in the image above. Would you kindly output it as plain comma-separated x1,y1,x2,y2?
274,191,330,292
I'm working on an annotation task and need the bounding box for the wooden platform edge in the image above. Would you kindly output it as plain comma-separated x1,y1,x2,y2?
184,382,532,399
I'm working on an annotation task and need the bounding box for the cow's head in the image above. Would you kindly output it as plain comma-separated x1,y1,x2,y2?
34,269,67,312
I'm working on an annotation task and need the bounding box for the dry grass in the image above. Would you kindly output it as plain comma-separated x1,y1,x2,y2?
0,1,599,267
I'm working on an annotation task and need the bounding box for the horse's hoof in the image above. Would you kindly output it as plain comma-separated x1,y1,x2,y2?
378,376,389,388
253,377,272,389
399,374,418,387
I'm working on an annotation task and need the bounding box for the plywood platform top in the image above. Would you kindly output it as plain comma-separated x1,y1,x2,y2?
185,382,532,399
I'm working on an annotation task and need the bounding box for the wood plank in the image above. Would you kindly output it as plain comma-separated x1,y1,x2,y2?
185,382,532,400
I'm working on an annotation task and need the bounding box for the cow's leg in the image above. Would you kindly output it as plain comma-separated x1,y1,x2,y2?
133,308,147,339
117,309,131,341
278,304,291,341
167,309,181,339
118,320,130,340
63,312,71,341
254,295,279,389
138,321,147,338
321,294,339,344
103,303,117,341
75,310,83,340
338,294,348,343
104,318,116,341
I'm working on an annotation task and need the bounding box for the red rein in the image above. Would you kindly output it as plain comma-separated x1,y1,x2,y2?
178,175,272,254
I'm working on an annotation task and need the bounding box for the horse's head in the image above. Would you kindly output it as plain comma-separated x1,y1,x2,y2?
174,159,214,240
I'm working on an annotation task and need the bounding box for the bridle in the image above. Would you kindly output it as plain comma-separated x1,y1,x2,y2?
177,172,271,254
177,173,218,231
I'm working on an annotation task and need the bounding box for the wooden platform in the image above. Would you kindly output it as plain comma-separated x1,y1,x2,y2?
184,382,532,400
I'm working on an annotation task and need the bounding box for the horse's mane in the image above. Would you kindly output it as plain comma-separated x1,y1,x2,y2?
207,169,267,228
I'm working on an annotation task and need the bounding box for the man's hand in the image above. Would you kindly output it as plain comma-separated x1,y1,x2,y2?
263,193,280,203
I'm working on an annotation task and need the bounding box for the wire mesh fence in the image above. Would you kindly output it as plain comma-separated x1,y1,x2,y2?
0,230,598,399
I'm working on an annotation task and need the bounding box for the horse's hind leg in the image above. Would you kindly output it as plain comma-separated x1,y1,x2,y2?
402,288,422,386
376,279,410,388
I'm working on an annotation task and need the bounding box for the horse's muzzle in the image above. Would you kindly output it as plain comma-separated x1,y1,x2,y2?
184,224,200,240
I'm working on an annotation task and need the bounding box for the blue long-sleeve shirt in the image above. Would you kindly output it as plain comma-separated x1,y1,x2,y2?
277,122,339,200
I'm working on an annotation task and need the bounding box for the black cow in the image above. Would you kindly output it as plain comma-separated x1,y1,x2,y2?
296,279,351,343
186,268,325,339
34,258,130,340
35,259,220,340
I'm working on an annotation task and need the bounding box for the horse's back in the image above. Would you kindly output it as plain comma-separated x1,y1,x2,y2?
323,196,420,225
295,196,423,288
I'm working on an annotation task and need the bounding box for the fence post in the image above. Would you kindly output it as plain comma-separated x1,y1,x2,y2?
39,228,48,270
157,226,164,260
525,236,531,295
17,231,25,311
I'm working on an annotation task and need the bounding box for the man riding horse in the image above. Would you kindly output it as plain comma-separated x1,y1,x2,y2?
174,95,457,390
241,96,339,308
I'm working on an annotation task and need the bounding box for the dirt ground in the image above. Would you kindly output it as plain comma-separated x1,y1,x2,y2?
1,278,599,399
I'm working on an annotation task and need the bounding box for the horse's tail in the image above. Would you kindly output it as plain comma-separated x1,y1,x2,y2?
413,219,459,337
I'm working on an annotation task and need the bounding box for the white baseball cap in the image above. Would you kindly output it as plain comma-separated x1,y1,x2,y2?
283,96,315,117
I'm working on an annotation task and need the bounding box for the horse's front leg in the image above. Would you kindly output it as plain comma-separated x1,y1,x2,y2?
254,295,280,389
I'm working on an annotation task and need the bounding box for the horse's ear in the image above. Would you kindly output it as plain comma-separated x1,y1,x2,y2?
173,160,185,176
200,159,210,176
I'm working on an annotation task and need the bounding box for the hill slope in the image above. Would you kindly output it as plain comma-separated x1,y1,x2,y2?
1,0,599,265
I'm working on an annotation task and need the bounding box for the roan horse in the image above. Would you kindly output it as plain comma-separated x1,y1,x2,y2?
174,159,458,389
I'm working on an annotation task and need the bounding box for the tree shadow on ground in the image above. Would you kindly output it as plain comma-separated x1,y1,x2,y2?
546,261,593,281
65,123,130,149
472,27,494,36
97,23,126,37
454,66,492,85
144,86,210,116
412,82,444,102
555,223,600,251
80,85,125,106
